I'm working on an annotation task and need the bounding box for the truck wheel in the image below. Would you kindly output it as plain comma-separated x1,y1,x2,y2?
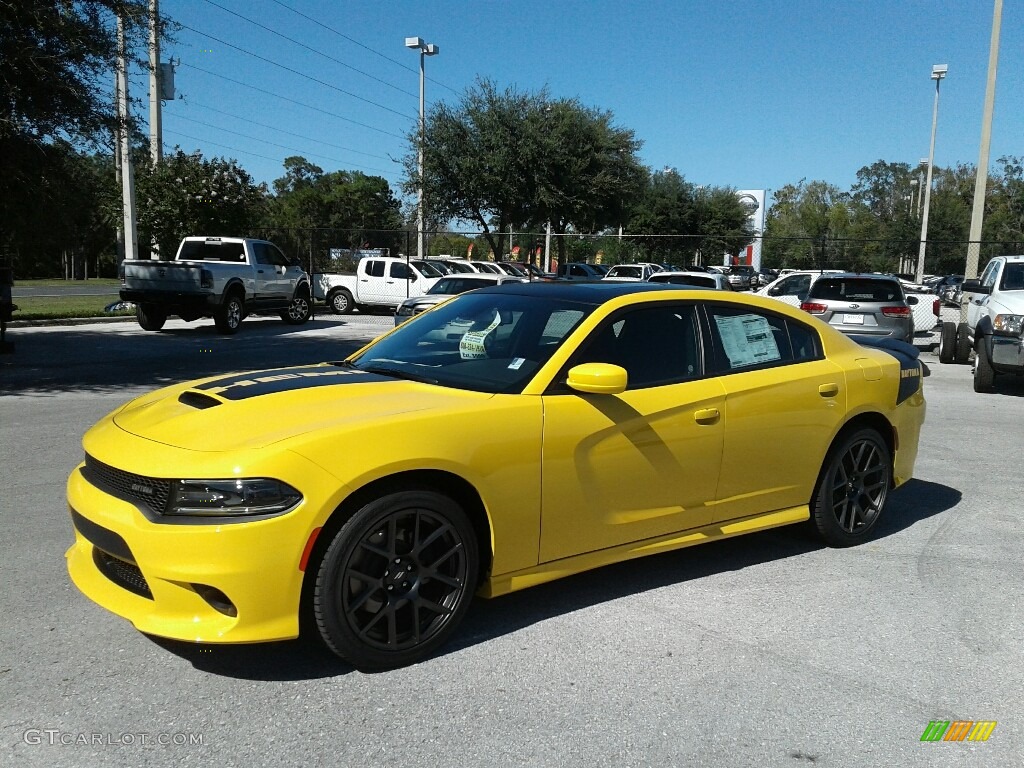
937,322,956,364
973,340,995,393
215,292,244,334
954,322,972,364
328,289,354,315
136,303,167,331
281,289,312,325
314,490,478,670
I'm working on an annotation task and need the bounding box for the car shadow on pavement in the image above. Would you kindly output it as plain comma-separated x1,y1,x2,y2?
149,478,959,681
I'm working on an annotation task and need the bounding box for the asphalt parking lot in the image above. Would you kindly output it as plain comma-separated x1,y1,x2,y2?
1,312,1021,768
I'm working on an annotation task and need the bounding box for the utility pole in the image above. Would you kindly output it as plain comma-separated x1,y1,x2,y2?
964,0,1003,286
148,0,161,164
117,15,138,261
148,0,162,259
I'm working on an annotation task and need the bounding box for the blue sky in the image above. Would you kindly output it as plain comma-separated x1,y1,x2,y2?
149,1,1023,205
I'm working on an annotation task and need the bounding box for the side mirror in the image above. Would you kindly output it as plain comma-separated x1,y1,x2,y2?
906,295,919,305
962,279,989,295
767,286,781,296
567,363,628,395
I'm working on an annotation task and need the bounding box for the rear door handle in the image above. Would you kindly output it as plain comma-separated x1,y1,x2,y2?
693,408,720,425
818,383,840,398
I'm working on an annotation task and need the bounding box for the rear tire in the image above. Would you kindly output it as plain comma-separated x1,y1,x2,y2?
973,339,995,393
328,289,354,315
954,322,972,364
810,428,891,548
214,292,244,334
281,288,312,325
136,303,167,331
937,322,956,363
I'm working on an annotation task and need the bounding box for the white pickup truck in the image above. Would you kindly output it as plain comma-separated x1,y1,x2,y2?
315,256,439,314
120,237,312,334
937,254,1024,392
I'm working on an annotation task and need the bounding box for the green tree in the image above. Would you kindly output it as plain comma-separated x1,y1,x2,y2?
410,79,645,261
134,149,267,259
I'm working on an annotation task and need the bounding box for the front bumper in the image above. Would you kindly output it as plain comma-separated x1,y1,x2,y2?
65,445,346,644
989,334,1024,371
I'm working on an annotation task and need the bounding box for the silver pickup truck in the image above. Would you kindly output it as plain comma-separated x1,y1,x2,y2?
120,237,312,334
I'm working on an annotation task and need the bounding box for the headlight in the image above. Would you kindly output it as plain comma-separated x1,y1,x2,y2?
396,305,415,316
167,478,302,517
993,314,1024,335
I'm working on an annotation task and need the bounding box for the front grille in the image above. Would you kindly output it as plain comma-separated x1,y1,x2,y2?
93,548,153,599
82,454,171,514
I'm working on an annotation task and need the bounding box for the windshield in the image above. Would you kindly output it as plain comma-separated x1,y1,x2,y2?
411,260,443,278
609,266,641,279
999,263,1024,291
427,277,495,295
349,292,593,393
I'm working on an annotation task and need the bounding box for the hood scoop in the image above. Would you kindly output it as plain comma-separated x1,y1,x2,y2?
178,390,223,410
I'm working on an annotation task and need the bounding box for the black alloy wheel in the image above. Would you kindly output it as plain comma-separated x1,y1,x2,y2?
314,490,478,670
811,428,891,547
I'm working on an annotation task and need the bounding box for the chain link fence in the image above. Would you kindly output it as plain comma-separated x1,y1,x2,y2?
251,227,1024,281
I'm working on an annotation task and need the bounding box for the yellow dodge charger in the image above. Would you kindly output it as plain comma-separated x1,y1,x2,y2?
67,282,925,670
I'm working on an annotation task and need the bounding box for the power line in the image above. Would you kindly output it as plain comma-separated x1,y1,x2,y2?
163,129,283,163
163,129,401,182
199,0,418,100
177,100,391,160
180,63,407,139
177,21,416,120
267,0,460,95
168,113,397,175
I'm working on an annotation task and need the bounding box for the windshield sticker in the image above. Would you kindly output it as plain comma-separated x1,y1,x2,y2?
459,312,502,360
715,314,781,368
508,357,525,370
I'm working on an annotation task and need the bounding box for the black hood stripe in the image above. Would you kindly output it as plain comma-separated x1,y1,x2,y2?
193,366,392,401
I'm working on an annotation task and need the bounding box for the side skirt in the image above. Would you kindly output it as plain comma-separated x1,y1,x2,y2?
479,505,810,598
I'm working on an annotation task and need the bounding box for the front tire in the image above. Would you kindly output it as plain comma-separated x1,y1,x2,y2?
328,289,354,315
810,428,891,547
937,321,956,363
314,490,479,671
214,292,244,334
136,303,167,331
281,288,312,325
973,339,995,392
954,322,972,364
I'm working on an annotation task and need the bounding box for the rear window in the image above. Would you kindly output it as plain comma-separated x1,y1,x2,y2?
809,278,903,303
178,240,245,262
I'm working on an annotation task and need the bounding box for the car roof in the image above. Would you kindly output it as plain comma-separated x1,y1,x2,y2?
472,280,692,305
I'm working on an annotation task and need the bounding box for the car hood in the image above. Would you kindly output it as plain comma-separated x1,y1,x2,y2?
112,364,490,451
988,291,1024,314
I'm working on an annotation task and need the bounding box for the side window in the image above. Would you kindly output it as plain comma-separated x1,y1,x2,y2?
980,260,999,289
706,305,819,373
365,260,385,278
268,244,291,267
251,243,271,265
570,305,700,389
391,262,412,280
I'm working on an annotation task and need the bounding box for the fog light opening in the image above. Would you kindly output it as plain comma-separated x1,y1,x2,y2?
192,584,238,617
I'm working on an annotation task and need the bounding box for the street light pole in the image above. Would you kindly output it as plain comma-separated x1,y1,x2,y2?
915,65,947,284
405,37,438,262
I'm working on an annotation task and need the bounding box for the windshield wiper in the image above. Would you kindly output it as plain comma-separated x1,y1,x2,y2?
361,364,439,385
